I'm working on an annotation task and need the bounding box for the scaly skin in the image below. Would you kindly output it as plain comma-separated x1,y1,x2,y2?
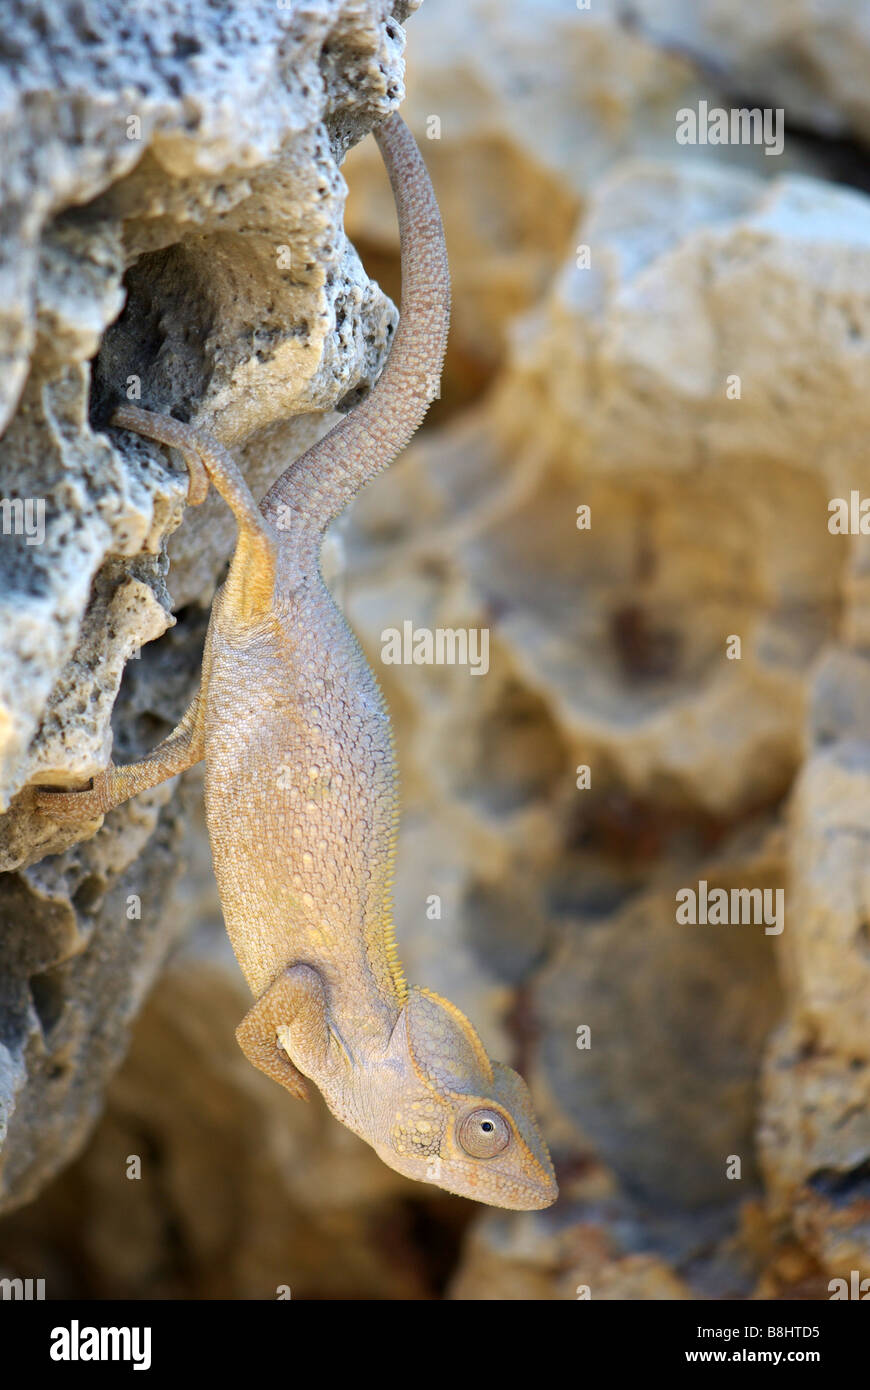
35,115,558,1211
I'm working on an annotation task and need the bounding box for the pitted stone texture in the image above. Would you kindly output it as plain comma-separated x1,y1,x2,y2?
463,166,868,815
0,0,406,821
0,783,184,1212
630,0,870,144
342,150,870,1290
3,0,870,1300
344,0,819,370
0,0,412,1215
759,678,870,1274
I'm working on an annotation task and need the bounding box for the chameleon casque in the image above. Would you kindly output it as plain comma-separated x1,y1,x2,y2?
36,114,558,1211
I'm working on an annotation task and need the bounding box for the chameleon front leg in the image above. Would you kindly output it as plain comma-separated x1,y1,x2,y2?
34,687,207,821
235,964,334,1101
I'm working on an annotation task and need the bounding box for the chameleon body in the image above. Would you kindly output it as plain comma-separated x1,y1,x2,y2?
37,115,558,1211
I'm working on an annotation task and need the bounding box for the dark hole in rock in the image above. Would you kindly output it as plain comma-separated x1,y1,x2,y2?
807,1159,870,1206
610,604,681,684
30,969,66,1037
72,874,107,916
172,34,202,59
458,680,567,816
89,244,216,428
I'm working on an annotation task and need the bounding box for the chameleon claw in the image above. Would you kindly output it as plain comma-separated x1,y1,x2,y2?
33,769,113,823
111,405,210,506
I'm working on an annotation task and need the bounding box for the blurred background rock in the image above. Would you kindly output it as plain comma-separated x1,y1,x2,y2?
1,0,868,1299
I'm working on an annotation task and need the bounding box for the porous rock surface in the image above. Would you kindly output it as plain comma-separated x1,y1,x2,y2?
629,0,870,144
0,0,409,1212
0,0,868,1302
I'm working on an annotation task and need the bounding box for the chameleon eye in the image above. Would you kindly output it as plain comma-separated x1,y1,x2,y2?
458,1108,510,1158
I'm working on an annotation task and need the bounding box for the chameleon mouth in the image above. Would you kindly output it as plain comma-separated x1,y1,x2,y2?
429,1154,558,1210
453,1164,558,1210
372,1141,557,1208
474,1164,558,1210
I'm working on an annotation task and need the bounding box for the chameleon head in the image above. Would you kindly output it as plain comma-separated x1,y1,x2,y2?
375,986,558,1210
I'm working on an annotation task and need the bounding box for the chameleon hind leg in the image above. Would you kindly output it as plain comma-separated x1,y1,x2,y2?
112,405,278,626
35,404,276,822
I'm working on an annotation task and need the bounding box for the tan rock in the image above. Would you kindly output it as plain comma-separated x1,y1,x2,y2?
2,0,869,1303
0,0,410,1215
632,0,870,143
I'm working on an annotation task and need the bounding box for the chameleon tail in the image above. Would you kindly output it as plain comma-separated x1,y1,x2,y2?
260,113,450,535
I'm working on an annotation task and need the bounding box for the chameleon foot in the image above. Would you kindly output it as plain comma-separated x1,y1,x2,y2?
33,768,116,822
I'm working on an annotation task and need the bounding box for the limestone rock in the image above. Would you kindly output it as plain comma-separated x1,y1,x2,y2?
473,165,870,814
0,840,469,1297
2,0,869,1304
449,1212,695,1300
631,0,870,143
759,662,870,1274
0,782,184,1212
344,0,820,371
0,0,408,1215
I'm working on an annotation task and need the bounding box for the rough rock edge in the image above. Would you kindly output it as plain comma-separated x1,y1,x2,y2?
0,0,415,1214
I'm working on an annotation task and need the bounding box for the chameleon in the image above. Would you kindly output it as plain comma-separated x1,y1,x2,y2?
35,114,558,1211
